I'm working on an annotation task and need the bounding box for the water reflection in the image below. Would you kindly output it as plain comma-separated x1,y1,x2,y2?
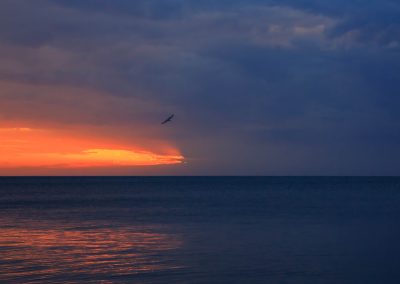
0,217,183,283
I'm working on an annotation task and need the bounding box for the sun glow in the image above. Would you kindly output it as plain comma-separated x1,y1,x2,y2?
0,127,183,169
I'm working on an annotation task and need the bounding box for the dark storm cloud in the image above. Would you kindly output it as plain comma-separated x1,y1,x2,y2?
0,0,400,174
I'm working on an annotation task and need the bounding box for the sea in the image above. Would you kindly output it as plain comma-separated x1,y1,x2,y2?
0,177,400,283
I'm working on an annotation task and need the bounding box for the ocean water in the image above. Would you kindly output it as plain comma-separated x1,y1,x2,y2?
0,177,400,283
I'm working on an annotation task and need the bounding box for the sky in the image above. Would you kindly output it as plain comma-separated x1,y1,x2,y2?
0,0,400,175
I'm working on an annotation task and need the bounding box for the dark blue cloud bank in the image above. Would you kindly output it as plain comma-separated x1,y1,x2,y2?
0,0,400,174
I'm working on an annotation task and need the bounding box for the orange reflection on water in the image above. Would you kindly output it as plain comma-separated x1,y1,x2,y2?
0,127,184,168
0,222,183,282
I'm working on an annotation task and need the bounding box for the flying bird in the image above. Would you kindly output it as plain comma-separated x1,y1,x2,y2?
161,114,174,124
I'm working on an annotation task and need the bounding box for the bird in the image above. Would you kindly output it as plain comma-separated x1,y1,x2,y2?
161,114,174,124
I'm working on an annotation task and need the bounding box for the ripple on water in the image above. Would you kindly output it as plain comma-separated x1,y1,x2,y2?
0,217,183,283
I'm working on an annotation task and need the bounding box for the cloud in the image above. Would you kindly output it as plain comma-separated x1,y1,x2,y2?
0,0,400,174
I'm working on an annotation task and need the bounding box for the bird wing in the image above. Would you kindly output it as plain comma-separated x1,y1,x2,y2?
161,114,174,124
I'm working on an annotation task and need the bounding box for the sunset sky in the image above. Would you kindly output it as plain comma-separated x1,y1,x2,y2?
1,0,400,175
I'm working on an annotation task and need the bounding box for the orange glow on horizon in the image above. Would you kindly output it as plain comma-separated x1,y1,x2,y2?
0,127,184,169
